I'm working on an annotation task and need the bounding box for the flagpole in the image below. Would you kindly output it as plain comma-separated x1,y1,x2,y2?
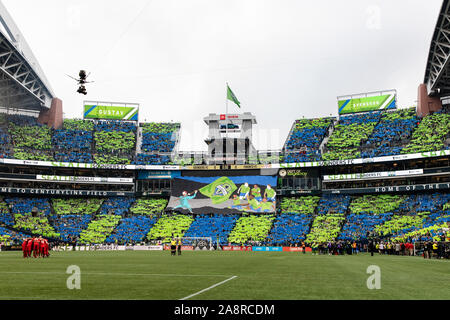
226,83,229,141
226,82,229,117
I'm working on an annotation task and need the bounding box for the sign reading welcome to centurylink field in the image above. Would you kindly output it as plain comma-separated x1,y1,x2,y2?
337,90,396,115
83,101,139,121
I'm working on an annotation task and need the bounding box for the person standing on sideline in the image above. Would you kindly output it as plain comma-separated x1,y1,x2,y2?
426,241,433,259
369,241,375,257
352,241,357,255
395,242,400,255
177,238,182,256
170,239,176,256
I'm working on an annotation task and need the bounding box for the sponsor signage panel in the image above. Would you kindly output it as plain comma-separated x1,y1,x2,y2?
0,187,134,197
36,175,133,183
222,246,252,251
323,182,450,194
252,246,283,252
72,245,163,251
323,169,423,181
338,91,396,115
282,247,312,252
0,150,448,171
132,245,164,251
138,171,181,180
83,101,139,121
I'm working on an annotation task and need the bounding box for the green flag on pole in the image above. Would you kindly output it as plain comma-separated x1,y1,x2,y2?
227,84,241,108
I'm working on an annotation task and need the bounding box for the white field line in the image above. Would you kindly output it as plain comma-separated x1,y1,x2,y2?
179,275,237,301
0,271,234,278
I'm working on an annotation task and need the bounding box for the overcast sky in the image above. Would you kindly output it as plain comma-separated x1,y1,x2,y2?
1,0,443,151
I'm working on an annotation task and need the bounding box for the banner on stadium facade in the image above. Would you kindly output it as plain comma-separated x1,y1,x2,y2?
276,149,450,170
137,171,182,180
278,169,310,178
252,246,283,252
166,175,277,214
282,247,312,252
132,245,164,251
72,245,163,251
83,101,139,121
337,90,396,115
163,245,195,251
221,246,253,251
323,182,450,195
0,187,134,197
0,149,449,171
323,169,423,181
36,175,133,184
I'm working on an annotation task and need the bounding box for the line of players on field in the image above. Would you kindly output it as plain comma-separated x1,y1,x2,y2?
21,236,50,258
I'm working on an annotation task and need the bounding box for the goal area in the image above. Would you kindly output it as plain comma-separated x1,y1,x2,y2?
180,237,214,250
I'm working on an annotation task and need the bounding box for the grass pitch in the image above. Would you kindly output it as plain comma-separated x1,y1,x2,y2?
0,251,448,300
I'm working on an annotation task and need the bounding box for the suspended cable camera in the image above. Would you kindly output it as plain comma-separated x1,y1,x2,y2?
67,70,94,95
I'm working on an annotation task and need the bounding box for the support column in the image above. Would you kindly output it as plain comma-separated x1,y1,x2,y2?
417,84,442,117
38,97,63,129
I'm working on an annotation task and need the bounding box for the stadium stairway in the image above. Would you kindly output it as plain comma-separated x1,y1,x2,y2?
319,119,337,156
136,126,143,154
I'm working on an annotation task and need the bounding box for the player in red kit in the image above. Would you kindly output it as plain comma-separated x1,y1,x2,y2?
22,238,27,258
33,237,40,258
39,237,45,258
26,238,33,258
44,239,50,257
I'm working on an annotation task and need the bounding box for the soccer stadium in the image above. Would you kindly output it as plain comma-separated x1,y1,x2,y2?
0,0,449,308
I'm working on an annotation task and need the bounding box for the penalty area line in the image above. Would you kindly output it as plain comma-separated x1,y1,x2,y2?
0,271,234,278
179,275,238,301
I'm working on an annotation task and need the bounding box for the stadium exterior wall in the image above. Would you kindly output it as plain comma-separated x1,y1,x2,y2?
417,83,442,117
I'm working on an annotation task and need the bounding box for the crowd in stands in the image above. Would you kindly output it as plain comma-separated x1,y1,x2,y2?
361,108,418,158
95,120,137,133
0,191,449,249
0,107,448,165
99,197,135,216
147,214,194,243
323,111,381,160
130,198,168,216
184,214,239,245
52,124,93,163
305,214,346,244
337,195,405,241
401,110,450,154
0,226,30,244
227,215,275,245
106,215,157,244
51,215,92,242
94,153,132,165
0,197,13,226
283,118,333,163
266,213,313,245
0,113,181,165
316,194,351,215
134,153,171,165
4,197,59,238
141,124,177,153
279,196,320,215
136,123,180,165
9,115,53,161
52,198,104,215
78,215,122,244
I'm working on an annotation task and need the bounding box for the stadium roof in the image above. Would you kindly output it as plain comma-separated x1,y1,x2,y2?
0,1,54,112
424,0,450,96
